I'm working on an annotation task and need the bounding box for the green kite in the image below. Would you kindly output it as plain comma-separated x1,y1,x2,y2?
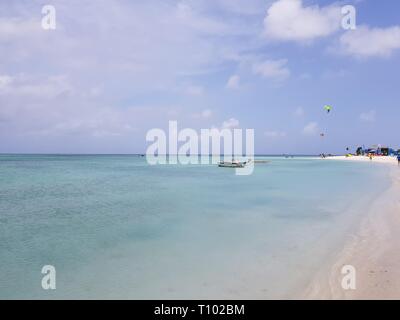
324,105,332,113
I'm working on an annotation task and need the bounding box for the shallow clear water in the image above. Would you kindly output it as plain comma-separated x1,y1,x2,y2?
0,155,391,299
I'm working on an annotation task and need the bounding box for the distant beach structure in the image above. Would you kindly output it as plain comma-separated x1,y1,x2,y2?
354,145,399,157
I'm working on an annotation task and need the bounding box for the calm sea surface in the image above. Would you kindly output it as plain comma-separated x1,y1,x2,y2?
0,155,391,298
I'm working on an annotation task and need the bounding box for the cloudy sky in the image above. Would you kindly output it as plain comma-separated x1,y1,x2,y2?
0,0,399,154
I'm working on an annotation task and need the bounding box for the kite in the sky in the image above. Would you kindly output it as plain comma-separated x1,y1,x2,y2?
324,105,332,113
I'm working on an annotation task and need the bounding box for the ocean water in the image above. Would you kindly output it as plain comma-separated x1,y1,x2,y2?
0,155,391,299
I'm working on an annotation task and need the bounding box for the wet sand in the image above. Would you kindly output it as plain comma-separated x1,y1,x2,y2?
304,156,400,299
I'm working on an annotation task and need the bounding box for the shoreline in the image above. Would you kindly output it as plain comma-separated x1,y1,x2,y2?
304,156,400,299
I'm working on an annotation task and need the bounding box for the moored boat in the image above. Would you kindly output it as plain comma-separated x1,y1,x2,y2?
218,159,251,168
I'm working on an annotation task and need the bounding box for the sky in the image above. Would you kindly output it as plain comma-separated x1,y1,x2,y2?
0,0,399,154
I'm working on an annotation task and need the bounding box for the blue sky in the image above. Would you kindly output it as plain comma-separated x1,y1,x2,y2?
0,0,399,154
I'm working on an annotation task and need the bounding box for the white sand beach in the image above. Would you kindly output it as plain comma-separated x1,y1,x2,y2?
327,155,398,165
304,155,400,299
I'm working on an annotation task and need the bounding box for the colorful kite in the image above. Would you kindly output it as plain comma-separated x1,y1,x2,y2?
324,105,332,113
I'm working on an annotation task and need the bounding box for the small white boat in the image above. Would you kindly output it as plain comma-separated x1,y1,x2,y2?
218,159,251,168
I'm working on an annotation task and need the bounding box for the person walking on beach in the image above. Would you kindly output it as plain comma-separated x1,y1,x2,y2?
397,154,400,165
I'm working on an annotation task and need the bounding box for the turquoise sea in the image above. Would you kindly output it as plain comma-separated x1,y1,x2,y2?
0,155,391,299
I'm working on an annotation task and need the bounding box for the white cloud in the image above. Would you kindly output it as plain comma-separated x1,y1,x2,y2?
264,130,286,138
0,18,40,40
0,75,13,89
185,85,204,96
226,74,240,89
263,0,341,42
359,110,376,122
293,106,304,117
339,25,400,58
201,109,212,118
222,117,239,129
214,0,270,16
193,109,213,119
302,122,319,135
0,74,72,98
0,1,256,92
252,59,290,81
88,86,102,97
176,2,231,36
0,1,273,152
